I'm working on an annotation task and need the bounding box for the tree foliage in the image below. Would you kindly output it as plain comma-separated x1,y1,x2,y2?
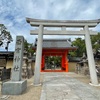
24,40,34,56
0,24,13,48
69,33,100,57
69,38,86,57
45,56,61,67
91,33,100,52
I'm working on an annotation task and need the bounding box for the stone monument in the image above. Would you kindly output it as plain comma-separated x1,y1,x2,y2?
2,36,27,95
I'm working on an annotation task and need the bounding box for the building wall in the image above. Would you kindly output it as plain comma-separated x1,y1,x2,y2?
6,60,13,69
68,62,77,72
2,59,100,72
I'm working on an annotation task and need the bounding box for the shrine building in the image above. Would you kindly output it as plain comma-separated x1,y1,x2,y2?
33,38,77,72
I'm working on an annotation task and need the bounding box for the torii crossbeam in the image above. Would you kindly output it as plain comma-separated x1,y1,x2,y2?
30,29,98,35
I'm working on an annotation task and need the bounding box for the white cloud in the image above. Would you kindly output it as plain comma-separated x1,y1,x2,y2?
0,0,100,51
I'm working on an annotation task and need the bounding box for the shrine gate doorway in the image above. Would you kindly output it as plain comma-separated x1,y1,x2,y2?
41,49,68,72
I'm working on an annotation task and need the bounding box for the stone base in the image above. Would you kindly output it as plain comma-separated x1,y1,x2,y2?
89,83,100,86
2,80,27,95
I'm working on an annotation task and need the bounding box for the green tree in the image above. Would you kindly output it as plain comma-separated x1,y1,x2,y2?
24,40,34,56
69,33,100,57
91,33,100,51
69,38,86,57
0,24,13,49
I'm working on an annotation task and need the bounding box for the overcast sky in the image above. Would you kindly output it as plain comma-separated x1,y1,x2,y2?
0,0,100,51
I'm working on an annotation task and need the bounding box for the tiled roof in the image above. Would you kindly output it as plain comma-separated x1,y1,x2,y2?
33,39,76,49
0,51,14,55
0,51,14,59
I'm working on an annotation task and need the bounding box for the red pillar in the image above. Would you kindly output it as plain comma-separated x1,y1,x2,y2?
61,54,65,71
41,54,45,72
64,51,68,72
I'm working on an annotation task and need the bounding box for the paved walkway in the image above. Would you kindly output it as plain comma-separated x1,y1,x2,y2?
40,72,100,100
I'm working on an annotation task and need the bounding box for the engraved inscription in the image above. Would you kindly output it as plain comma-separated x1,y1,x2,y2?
16,39,22,45
13,66,19,71
15,48,21,53
14,56,20,62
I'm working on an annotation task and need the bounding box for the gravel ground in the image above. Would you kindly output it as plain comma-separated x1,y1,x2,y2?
0,72,100,100
0,73,44,100
68,73,100,90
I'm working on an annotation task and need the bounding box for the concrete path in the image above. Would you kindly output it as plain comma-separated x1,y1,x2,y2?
40,72,100,100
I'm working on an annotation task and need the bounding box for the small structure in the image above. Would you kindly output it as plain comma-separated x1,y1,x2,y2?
95,49,100,65
22,56,33,79
76,50,100,76
33,38,76,72
68,56,81,72
22,56,28,78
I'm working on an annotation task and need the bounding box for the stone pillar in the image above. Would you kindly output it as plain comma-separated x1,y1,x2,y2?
84,25,98,85
11,36,24,81
34,25,43,85
2,36,27,95
27,59,33,78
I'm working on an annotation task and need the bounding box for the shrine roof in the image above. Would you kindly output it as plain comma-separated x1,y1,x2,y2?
33,39,77,49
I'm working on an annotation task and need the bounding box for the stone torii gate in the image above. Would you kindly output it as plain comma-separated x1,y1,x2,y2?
26,18,100,86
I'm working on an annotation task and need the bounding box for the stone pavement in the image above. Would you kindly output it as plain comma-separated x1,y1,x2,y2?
40,72,100,100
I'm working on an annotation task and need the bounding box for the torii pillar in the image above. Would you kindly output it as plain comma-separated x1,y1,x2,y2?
84,25,98,85
34,25,43,85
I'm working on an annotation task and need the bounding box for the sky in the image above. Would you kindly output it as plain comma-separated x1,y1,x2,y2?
0,0,100,51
